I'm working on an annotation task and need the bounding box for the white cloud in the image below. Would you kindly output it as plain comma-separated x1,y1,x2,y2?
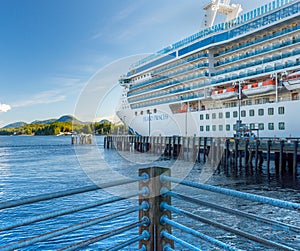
12,90,66,108
0,103,11,112
10,76,87,109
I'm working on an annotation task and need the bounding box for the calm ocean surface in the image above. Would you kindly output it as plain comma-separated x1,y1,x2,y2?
0,136,299,250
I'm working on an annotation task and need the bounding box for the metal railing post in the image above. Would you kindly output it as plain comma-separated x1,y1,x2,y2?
139,167,174,250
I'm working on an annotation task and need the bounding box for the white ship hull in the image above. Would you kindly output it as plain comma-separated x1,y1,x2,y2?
117,99,300,138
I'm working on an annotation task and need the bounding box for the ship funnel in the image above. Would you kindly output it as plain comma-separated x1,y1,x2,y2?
201,0,242,28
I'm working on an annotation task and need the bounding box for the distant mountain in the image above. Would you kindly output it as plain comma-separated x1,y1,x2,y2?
31,119,56,125
3,122,27,129
56,115,83,124
31,115,83,124
1,115,85,129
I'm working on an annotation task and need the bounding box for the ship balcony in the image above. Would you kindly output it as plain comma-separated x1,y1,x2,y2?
213,47,300,78
214,37,300,68
152,53,208,76
211,57,300,85
214,23,300,58
128,71,209,97
128,82,208,104
130,91,206,109
127,72,209,98
130,52,300,104
129,63,209,93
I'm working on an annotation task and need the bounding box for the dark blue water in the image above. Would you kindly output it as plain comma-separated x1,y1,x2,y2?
0,136,299,250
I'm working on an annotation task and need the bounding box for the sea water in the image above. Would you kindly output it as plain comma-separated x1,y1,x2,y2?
0,136,299,250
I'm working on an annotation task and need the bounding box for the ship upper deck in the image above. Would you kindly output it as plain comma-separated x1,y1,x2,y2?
124,0,298,79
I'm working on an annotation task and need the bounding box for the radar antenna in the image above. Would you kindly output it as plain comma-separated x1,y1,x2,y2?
202,0,242,28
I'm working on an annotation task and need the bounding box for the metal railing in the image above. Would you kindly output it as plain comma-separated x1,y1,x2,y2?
0,178,150,251
1,167,299,250
140,167,299,251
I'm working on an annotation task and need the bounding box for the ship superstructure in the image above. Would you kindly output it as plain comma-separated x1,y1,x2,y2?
117,0,300,138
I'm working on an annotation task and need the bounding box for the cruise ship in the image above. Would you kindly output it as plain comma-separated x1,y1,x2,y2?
116,0,300,138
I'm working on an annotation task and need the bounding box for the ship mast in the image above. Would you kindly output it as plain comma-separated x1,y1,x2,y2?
202,0,242,28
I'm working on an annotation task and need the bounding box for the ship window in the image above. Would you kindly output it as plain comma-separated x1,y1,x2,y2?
268,123,274,130
233,124,237,131
219,125,223,131
258,123,264,130
219,112,223,119
258,109,264,116
233,111,238,118
212,125,216,131
250,123,255,130
249,109,255,116
206,114,210,120
255,99,261,104
140,111,143,115
268,108,274,115
241,110,246,117
206,125,210,131
200,126,204,132
135,112,137,116
226,112,230,118
212,113,216,119
279,122,285,130
226,124,230,131
200,114,204,120
246,100,252,105
278,107,285,114
154,108,157,113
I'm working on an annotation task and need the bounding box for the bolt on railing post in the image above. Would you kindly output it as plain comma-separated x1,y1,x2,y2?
138,167,174,250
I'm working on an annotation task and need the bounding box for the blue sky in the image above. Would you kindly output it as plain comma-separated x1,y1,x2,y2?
0,0,272,126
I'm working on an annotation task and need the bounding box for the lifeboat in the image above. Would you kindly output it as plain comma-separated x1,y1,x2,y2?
242,79,276,96
211,87,238,100
283,71,300,91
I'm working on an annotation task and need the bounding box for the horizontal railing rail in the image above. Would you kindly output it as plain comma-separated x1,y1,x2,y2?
161,175,300,211
1,166,299,250
167,191,300,233
0,178,149,251
0,178,140,210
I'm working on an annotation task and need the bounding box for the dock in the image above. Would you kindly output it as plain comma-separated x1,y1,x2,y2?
71,134,93,145
104,136,299,176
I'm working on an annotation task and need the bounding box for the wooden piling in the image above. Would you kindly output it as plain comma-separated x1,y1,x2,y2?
293,141,298,176
255,140,260,169
244,139,249,166
234,139,239,169
267,140,271,173
279,140,284,173
203,137,207,163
